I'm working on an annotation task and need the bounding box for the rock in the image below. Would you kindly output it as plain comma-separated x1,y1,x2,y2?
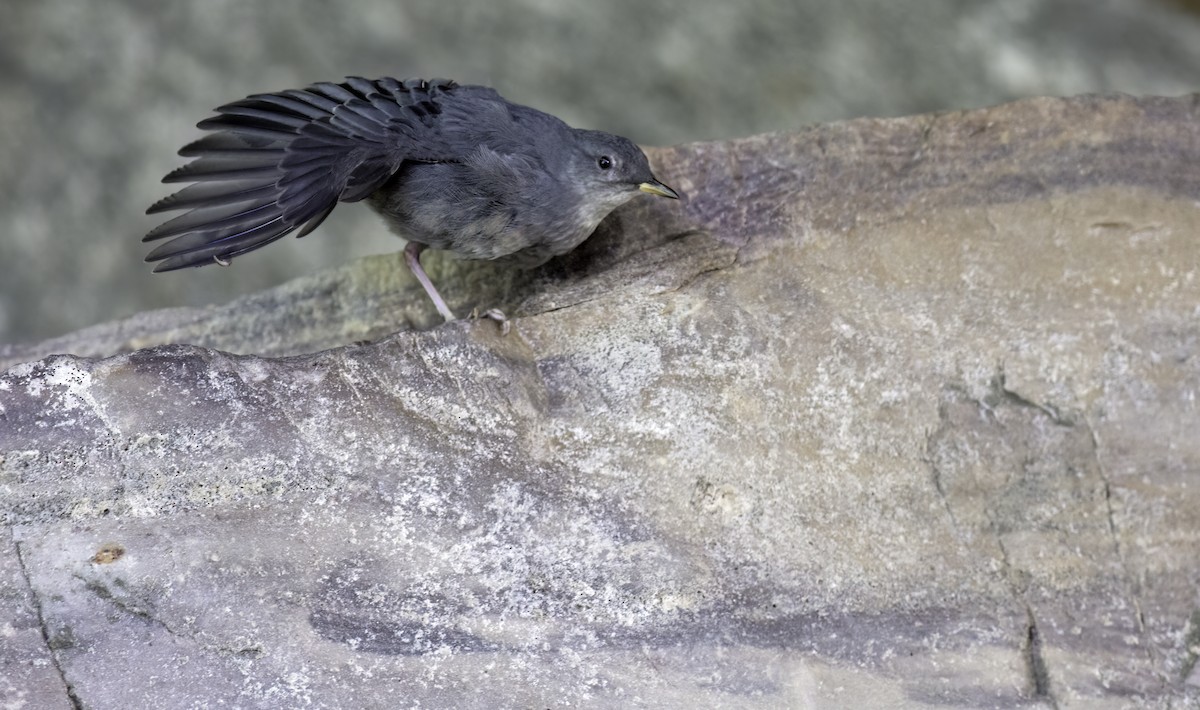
3,94,1199,708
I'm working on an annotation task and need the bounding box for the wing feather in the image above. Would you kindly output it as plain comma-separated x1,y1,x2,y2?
144,76,463,268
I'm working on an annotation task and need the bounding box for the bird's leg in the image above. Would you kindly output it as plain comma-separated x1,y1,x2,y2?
404,241,510,334
404,241,457,322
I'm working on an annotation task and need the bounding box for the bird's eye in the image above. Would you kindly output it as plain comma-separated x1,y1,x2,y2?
597,156,613,170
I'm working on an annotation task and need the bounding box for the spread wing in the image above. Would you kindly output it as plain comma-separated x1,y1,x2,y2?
143,77,464,270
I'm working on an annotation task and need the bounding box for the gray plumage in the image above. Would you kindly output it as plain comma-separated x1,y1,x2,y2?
144,76,679,321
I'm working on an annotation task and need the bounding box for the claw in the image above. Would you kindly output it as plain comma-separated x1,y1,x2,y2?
471,307,510,336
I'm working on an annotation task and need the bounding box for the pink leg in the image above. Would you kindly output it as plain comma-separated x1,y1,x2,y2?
404,241,456,322
403,241,510,333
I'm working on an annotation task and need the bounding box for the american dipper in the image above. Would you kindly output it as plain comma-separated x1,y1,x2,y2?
144,76,680,327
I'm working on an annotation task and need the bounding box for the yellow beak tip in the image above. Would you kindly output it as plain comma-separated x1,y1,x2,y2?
638,181,680,199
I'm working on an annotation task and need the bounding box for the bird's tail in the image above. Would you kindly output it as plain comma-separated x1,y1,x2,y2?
143,77,456,271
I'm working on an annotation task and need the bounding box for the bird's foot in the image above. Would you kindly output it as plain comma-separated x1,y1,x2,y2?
470,307,510,336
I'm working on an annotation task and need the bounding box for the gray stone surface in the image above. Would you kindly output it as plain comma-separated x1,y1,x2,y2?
0,528,73,710
5,0,1200,345
4,94,1200,707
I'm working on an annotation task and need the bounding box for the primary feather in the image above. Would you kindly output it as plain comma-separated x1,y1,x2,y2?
143,77,479,271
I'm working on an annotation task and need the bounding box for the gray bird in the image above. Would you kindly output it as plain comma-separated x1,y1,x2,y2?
144,76,680,327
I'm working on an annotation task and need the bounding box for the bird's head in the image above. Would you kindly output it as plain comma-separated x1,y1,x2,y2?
568,130,679,218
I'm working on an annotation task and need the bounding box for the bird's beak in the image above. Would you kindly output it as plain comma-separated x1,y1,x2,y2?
638,179,680,199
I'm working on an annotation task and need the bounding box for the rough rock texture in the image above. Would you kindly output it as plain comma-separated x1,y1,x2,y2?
3,95,1200,708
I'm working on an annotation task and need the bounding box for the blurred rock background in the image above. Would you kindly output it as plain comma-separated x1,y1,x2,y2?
2,0,1199,346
